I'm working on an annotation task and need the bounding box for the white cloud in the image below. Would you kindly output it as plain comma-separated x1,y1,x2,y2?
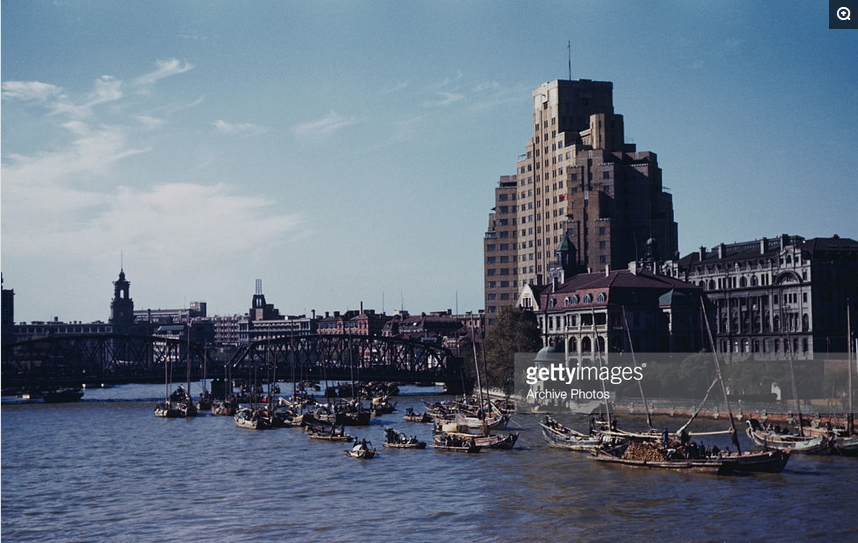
2,130,303,279
137,115,166,129
211,119,268,137
135,58,194,86
85,183,304,262
1,81,64,102
292,110,359,138
424,91,465,107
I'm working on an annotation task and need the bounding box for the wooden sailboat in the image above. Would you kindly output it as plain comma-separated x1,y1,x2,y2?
433,328,517,450
745,309,834,455
539,416,606,451
197,346,213,411
592,299,791,474
832,300,858,456
175,321,197,418
155,338,180,418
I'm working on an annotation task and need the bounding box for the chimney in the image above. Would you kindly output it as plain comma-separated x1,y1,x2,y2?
780,234,790,249
760,237,767,255
698,246,706,261
717,243,726,260
552,275,559,292
605,264,611,277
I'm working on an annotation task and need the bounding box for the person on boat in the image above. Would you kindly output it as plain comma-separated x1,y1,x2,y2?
662,428,669,447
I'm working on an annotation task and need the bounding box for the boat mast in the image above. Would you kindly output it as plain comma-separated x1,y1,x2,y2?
846,298,855,436
471,327,484,417
701,299,742,454
186,319,192,399
783,305,803,432
592,302,611,425
622,306,652,430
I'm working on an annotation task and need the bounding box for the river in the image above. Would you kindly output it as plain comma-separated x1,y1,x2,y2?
2,384,857,542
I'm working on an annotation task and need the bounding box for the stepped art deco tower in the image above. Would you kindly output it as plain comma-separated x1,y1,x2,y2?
484,79,678,324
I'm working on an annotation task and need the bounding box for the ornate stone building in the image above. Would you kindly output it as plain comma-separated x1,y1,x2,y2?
665,235,858,360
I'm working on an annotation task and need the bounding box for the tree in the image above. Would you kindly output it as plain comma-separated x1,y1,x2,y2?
483,306,542,393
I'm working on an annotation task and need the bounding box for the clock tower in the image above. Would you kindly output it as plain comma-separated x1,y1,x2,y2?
109,269,134,328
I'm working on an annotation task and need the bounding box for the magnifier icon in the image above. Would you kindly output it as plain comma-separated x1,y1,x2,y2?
837,7,851,20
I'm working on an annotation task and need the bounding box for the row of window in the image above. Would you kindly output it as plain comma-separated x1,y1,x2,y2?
485,280,516,289
546,292,607,308
720,337,810,354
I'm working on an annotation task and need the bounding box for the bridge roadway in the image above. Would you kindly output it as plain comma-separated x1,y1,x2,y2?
1,333,468,395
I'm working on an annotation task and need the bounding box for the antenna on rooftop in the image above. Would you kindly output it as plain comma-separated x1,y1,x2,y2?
567,40,572,80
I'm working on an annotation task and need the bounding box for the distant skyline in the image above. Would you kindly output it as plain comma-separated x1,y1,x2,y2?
3,1,856,323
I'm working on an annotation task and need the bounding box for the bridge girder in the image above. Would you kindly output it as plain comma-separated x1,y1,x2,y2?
2,333,467,394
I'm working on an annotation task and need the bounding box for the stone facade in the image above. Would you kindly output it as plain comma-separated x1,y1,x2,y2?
665,235,858,359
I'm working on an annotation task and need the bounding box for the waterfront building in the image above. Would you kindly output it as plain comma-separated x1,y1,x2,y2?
213,314,242,347
485,78,678,325
484,175,521,326
134,301,207,325
382,310,464,344
520,264,708,355
238,280,316,344
665,234,858,360
317,306,391,336
10,269,156,341
2,276,15,346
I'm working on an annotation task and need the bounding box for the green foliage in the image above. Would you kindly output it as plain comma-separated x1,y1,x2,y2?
483,306,542,393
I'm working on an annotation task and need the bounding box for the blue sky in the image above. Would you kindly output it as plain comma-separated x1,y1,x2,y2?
2,1,856,323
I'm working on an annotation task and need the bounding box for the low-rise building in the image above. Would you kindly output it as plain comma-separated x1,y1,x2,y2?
520,265,708,355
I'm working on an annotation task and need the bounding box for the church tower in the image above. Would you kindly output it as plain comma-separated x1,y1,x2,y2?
109,269,135,328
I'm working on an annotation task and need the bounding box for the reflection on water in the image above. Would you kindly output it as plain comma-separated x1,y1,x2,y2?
2,384,858,542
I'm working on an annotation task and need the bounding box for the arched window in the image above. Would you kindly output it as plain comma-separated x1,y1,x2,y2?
571,294,579,305
581,337,592,352
596,292,606,303
584,293,593,304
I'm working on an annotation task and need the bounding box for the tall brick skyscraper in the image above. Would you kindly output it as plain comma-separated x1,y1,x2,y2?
484,79,678,324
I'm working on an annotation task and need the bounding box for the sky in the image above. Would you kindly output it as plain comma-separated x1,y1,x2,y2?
2,1,856,324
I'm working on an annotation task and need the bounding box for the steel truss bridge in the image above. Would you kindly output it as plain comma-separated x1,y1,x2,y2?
1,333,468,395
